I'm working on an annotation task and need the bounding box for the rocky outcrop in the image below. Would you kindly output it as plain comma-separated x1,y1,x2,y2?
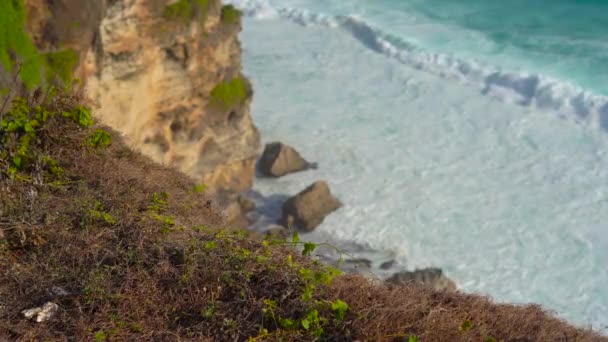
386,268,457,292
258,142,317,177
23,0,260,194
280,181,341,232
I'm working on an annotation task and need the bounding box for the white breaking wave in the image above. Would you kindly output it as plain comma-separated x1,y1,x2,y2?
229,0,608,131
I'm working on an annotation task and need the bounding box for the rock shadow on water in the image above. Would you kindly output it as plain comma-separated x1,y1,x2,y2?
245,189,290,230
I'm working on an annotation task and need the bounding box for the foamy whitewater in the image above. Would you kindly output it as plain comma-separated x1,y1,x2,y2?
228,0,608,329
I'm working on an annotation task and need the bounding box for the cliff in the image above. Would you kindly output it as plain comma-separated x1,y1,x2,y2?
22,0,260,195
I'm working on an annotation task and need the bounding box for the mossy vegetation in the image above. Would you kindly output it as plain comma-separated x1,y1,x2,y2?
163,0,210,25
0,96,93,178
0,0,79,91
209,76,250,111
0,94,354,340
220,4,242,25
0,0,44,89
42,49,80,86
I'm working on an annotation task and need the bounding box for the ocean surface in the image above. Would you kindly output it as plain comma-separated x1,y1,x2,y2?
228,0,608,329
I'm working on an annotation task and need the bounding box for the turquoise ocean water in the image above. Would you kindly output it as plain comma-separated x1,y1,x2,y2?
229,0,608,330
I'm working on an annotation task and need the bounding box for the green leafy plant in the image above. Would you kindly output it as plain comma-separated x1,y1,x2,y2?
1,97,92,178
148,192,168,211
331,300,349,321
89,129,112,148
302,242,316,256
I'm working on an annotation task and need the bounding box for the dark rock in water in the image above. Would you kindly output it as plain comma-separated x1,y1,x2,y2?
258,142,316,177
344,258,373,269
379,260,396,270
336,258,375,277
279,181,342,232
386,268,457,291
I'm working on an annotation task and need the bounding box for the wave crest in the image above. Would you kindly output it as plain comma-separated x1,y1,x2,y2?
228,0,608,130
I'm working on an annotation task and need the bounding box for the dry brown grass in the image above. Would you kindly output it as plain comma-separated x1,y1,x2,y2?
0,95,605,341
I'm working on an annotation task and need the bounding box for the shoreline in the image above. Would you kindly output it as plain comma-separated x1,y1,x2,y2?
234,11,608,330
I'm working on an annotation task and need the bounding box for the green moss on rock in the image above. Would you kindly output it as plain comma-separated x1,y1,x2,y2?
43,49,79,85
163,0,210,25
220,5,241,25
209,77,250,111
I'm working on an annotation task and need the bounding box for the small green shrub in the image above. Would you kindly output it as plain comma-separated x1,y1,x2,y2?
220,5,242,25
209,77,249,111
89,129,112,148
331,300,348,321
1,97,92,178
460,318,474,331
62,105,93,127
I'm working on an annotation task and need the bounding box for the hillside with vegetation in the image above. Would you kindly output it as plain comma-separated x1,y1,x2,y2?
1,0,606,341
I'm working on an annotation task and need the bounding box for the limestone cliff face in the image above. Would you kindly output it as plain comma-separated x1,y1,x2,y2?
24,0,260,194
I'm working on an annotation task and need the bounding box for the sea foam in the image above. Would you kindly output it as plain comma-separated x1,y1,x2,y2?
229,0,608,331
229,0,608,132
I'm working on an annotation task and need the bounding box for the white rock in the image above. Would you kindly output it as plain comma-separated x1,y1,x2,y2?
22,302,59,322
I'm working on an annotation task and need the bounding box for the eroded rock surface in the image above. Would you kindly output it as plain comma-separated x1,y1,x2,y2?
24,0,260,194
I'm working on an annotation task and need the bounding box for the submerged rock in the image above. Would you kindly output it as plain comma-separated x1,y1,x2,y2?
259,142,317,177
279,181,341,232
22,302,59,323
379,260,396,270
386,268,457,291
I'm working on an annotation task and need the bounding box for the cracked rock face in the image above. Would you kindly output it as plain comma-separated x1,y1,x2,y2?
24,0,260,194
